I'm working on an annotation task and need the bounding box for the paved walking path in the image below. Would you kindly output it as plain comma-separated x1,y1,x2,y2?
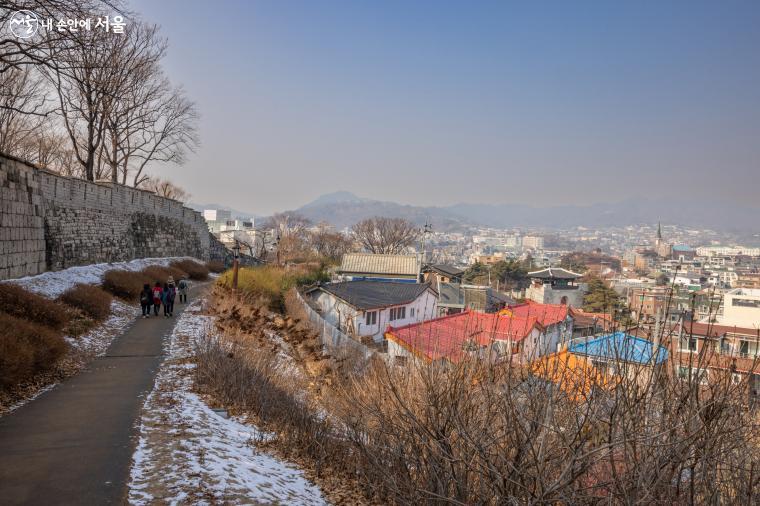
0,284,209,505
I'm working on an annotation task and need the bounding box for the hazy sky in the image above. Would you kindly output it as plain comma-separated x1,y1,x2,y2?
132,0,760,215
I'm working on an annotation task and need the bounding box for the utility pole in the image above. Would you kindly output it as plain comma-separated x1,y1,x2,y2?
419,220,432,281
275,232,281,266
232,240,240,293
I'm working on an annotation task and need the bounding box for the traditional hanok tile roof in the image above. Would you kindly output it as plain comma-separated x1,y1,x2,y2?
531,350,612,400
386,311,542,363
340,253,419,277
527,267,582,280
568,332,668,365
508,300,569,327
422,264,465,278
318,280,434,311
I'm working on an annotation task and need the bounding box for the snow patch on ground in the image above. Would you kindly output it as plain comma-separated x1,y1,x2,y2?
128,299,327,505
66,299,134,355
4,256,203,298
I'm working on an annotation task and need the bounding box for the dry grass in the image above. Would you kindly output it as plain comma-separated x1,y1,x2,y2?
206,260,225,273
102,269,153,301
171,259,209,280
58,283,113,321
141,265,188,284
216,265,328,311
0,313,67,390
0,283,70,330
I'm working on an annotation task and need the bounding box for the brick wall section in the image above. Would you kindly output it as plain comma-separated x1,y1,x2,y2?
0,153,211,280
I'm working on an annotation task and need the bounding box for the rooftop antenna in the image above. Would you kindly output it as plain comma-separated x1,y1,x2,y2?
419,219,433,281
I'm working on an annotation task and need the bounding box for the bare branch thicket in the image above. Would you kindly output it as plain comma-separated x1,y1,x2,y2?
192,275,760,504
260,212,312,262
308,221,352,261
96,21,166,183
128,83,198,187
1,2,199,185
0,64,47,154
351,216,420,254
41,24,132,181
142,176,189,202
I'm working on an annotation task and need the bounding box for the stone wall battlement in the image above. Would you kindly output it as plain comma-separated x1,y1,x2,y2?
0,152,210,280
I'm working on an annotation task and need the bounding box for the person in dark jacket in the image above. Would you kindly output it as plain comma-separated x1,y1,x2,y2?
152,282,163,316
163,282,176,317
140,284,153,318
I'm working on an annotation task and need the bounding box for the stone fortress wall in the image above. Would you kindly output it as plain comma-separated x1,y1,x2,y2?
0,152,210,280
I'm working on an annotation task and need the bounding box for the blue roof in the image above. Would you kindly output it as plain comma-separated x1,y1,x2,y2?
672,245,693,251
568,332,668,365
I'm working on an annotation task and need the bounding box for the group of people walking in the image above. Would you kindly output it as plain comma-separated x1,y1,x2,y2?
139,276,189,318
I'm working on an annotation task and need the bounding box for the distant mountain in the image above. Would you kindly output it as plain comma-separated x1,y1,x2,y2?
288,193,760,233
299,191,371,209
291,194,466,230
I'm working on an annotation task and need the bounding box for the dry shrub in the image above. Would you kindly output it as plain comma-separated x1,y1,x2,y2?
58,284,113,320
0,283,70,330
196,322,760,503
194,333,349,478
217,265,328,311
0,313,67,390
102,269,152,301
141,265,187,284
171,259,209,280
206,260,226,273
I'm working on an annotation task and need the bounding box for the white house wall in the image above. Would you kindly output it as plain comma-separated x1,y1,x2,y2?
357,290,439,343
315,289,439,344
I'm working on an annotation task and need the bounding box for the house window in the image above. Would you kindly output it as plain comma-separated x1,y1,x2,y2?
389,307,406,321
410,308,415,318
680,336,697,352
679,366,709,384
740,340,750,357
365,311,377,326
395,355,407,366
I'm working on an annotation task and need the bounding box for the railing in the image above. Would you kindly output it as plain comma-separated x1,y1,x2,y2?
294,291,375,361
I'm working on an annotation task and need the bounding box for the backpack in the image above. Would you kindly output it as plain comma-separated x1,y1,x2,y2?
179,280,187,290
153,287,162,302
167,287,176,302
140,291,149,304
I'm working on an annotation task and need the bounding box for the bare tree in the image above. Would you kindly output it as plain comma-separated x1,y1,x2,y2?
309,222,352,261
351,216,420,254
0,65,47,155
44,26,131,180
143,176,189,202
97,21,167,183
128,83,198,187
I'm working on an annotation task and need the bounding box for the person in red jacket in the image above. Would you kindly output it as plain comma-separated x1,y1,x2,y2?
152,281,163,316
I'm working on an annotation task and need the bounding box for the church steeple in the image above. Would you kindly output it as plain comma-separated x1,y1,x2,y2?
656,222,662,241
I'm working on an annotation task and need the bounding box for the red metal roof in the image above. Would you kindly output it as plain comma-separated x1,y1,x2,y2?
509,300,569,327
386,311,542,363
680,321,760,338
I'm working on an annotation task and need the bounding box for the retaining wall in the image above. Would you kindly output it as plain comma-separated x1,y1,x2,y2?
0,153,210,280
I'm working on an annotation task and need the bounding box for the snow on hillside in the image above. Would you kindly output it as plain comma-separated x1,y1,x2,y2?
4,256,203,298
128,299,327,505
